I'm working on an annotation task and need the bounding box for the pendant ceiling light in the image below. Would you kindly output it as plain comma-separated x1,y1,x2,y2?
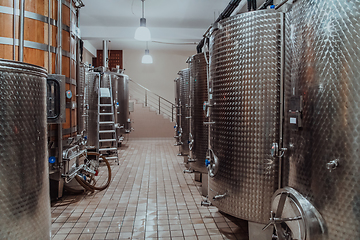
142,42,153,64
134,0,151,41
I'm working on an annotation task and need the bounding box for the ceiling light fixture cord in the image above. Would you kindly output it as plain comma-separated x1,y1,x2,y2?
151,41,197,45
142,0,145,18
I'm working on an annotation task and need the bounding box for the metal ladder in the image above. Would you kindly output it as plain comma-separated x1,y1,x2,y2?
97,74,119,164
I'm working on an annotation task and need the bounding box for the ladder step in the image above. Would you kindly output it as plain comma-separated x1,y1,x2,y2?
99,139,117,142
99,130,115,133
99,147,118,151
99,113,113,115
99,121,115,125
99,104,113,107
100,88,111,97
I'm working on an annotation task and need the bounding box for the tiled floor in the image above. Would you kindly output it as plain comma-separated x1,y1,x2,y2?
51,138,248,240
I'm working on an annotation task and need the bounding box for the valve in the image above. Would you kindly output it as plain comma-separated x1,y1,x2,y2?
271,143,287,158
205,159,210,167
326,159,339,172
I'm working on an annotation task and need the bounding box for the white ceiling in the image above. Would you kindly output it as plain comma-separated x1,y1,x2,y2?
80,0,254,52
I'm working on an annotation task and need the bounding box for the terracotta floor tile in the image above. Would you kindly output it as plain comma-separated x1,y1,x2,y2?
92,233,107,239
78,233,93,240
51,139,248,240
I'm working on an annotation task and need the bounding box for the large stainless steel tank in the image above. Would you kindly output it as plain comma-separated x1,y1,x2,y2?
178,68,190,157
208,10,284,224
85,71,100,149
111,72,130,135
188,53,209,173
174,77,181,143
278,0,360,239
0,60,50,239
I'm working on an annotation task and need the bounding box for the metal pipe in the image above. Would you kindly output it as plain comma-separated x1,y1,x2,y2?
158,96,161,114
275,0,289,10
103,40,108,69
56,0,62,74
247,0,251,11
252,0,257,10
12,0,17,60
278,13,285,189
145,90,147,107
76,9,82,142
48,0,51,71
57,0,63,171
19,0,25,62
258,0,273,10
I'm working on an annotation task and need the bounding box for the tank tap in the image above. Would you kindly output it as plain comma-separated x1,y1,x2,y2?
213,193,227,200
184,169,193,173
326,159,339,172
201,197,212,207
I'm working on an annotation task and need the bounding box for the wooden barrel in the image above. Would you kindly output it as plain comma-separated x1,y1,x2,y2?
0,0,79,139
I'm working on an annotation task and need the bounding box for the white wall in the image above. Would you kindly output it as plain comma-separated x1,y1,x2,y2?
123,49,196,103
83,48,94,67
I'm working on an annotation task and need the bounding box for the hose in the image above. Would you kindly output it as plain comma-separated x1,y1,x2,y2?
74,152,112,192
196,0,243,52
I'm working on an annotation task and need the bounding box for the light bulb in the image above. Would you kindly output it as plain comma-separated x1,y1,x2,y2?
135,26,151,41
142,49,153,64
135,17,151,41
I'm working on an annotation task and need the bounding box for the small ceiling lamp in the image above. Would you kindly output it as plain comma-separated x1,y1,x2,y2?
134,0,151,41
142,42,153,64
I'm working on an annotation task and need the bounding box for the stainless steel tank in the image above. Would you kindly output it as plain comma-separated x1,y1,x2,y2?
188,53,209,173
174,77,181,143
111,72,130,135
178,68,190,157
0,59,51,239
277,0,360,239
208,10,284,224
85,71,100,149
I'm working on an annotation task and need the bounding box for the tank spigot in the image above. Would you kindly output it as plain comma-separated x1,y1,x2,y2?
326,159,339,172
213,193,226,200
201,197,212,207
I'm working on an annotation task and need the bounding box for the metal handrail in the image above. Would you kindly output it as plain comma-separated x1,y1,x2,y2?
129,79,176,122
129,79,175,105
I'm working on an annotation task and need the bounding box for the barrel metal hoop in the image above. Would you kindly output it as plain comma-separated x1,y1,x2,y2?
0,37,76,62
0,6,71,32
65,77,77,86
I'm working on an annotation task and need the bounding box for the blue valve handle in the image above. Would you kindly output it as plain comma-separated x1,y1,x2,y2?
205,159,210,167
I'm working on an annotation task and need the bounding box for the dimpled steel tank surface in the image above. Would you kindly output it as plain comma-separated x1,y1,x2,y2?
189,53,209,173
283,0,360,239
208,10,284,224
179,68,190,157
0,60,50,239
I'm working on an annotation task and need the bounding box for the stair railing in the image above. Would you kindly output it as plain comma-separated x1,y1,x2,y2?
128,79,176,122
